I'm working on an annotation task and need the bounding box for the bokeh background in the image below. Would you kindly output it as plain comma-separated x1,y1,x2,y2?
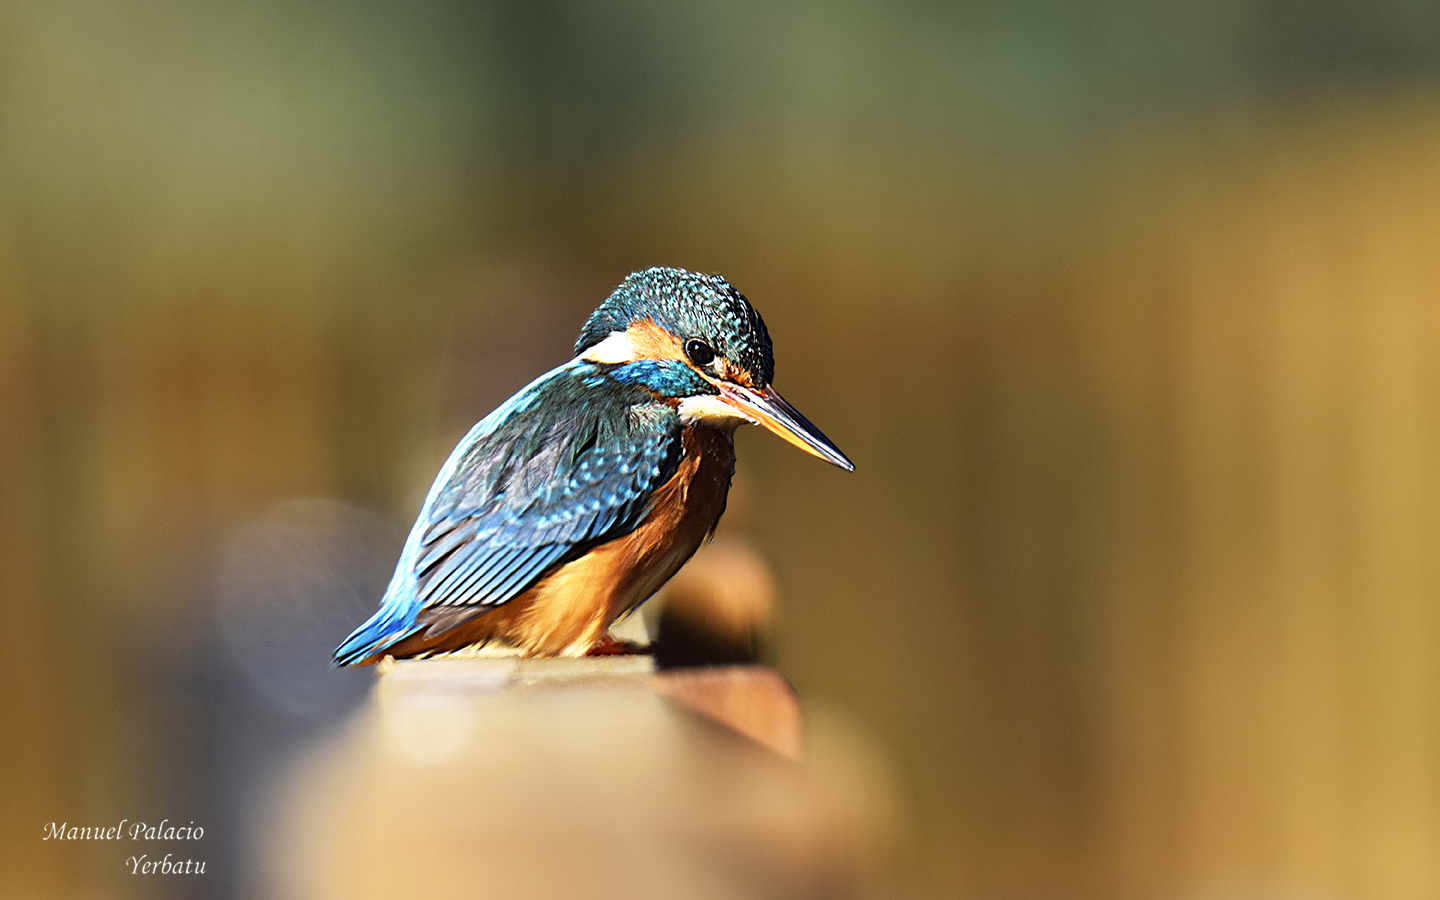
6,1,1440,898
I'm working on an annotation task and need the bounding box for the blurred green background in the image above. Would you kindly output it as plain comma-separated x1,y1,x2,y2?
6,1,1440,898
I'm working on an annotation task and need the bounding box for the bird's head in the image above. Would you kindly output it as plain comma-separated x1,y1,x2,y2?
576,267,853,471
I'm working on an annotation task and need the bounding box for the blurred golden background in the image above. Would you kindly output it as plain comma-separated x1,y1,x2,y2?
5,1,1440,898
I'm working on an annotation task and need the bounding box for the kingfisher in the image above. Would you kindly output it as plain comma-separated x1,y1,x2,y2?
333,266,852,665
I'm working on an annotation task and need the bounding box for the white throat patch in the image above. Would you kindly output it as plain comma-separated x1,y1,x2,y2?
678,394,754,427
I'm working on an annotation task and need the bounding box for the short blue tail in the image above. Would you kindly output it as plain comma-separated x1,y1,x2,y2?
332,601,421,666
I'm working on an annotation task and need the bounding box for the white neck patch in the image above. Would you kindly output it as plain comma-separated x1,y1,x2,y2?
678,394,754,428
579,330,639,364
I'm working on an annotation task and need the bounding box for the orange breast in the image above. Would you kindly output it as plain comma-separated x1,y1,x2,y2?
506,423,736,655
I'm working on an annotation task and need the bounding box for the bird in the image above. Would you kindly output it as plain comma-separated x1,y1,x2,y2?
333,266,853,665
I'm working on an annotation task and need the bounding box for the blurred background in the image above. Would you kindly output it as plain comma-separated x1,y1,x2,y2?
5,0,1440,897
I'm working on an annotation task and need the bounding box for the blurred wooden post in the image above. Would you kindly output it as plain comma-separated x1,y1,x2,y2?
257,657,897,900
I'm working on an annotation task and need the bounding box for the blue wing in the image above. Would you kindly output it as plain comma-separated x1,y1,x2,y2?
333,361,683,665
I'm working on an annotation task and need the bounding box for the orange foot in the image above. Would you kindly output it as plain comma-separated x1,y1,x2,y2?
586,635,652,656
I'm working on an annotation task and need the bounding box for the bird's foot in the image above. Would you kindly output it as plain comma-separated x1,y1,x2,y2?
586,635,653,656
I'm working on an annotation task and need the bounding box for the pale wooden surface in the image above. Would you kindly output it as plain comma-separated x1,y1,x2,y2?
377,656,804,758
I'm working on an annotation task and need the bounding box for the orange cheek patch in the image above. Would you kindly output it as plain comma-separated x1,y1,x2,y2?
626,319,687,362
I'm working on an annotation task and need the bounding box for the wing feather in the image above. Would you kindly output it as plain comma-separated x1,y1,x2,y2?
413,520,480,576
409,374,682,613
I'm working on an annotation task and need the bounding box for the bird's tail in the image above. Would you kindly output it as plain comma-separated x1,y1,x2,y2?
332,600,421,667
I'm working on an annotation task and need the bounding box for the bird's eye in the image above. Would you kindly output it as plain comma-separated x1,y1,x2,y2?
684,339,716,367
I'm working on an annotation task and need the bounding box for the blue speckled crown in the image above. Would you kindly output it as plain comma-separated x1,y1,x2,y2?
575,267,776,387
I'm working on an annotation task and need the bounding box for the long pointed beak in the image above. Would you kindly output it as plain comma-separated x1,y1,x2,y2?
717,382,855,471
